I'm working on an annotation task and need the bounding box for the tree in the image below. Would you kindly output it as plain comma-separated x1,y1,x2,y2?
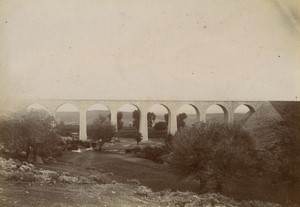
177,113,187,129
0,109,61,161
147,112,156,127
117,112,123,130
164,113,169,125
132,110,140,129
133,132,142,145
92,117,115,143
168,123,258,193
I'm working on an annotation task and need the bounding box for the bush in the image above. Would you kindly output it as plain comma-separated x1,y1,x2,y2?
125,147,141,154
66,140,91,151
168,123,258,193
154,122,167,131
138,146,170,163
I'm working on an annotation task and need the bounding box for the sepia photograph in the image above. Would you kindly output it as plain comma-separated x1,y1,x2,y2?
0,0,299,206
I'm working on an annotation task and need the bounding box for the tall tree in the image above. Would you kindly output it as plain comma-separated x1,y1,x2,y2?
177,113,187,129
147,112,156,127
132,110,140,129
117,111,123,130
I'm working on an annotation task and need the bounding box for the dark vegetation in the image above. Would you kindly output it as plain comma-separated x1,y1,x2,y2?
168,123,259,193
0,110,62,161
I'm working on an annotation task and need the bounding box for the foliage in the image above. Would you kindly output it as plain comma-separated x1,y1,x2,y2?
66,140,91,150
91,115,115,144
0,109,61,161
164,133,174,150
274,123,298,181
147,112,156,127
132,110,140,129
177,113,187,129
154,121,167,131
168,123,258,193
262,121,300,189
117,112,123,130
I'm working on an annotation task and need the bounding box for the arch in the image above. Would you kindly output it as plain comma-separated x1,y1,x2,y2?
55,103,79,112
147,104,171,138
86,104,111,125
234,104,255,123
205,104,228,123
177,104,200,127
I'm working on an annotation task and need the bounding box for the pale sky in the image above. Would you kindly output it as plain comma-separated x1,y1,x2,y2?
0,0,299,102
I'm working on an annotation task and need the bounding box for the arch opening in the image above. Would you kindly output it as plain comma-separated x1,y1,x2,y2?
234,104,255,124
87,104,111,140
87,104,110,125
55,103,79,138
117,104,140,138
205,104,228,123
177,104,200,128
147,104,170,139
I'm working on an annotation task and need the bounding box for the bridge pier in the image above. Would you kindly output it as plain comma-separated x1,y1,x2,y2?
109,108,118,131
228,110,234,124
139,109,148,141
79,108,87,141
168,109,177,135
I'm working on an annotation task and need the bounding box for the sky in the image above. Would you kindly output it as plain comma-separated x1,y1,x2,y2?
0,0,299,104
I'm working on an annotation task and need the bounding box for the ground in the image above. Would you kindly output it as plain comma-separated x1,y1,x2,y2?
0,149,283,207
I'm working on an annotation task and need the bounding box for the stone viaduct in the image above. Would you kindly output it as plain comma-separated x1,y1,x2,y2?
1,99,265,141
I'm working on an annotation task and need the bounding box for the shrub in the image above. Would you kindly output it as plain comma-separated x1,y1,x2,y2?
66,140,91,150
139,146,170,163
154,122,167,131
125,147,141,154
168,123,258,193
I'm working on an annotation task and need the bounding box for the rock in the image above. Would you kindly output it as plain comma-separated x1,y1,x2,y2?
19,165,32,172
127,179,140,185
136,186,153,197
58,175,79,183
